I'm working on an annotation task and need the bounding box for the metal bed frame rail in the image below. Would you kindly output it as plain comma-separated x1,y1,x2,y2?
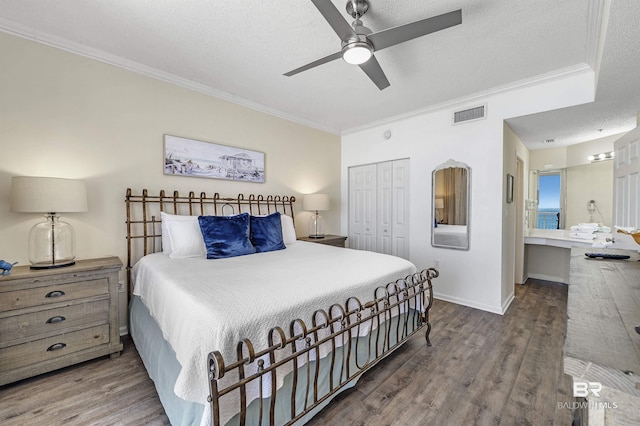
207,268,438,426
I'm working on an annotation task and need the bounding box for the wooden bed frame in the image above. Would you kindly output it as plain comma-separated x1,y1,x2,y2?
125,188,437,426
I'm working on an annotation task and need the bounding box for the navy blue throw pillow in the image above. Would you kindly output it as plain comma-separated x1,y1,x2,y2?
198,213,256,259
250,212,286,253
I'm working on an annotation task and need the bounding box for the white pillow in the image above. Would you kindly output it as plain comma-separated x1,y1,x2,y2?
281,214,297,245
160,212,206,258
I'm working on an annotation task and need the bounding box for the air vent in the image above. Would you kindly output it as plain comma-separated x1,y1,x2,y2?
453,105,486,124
453,105,486,125
542,138,556,144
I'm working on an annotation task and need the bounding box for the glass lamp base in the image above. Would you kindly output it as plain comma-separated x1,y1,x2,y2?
29,214,77,269
308,212,325,239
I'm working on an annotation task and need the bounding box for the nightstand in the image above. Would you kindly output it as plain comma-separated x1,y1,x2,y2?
0,256,123,386
298,235,347,248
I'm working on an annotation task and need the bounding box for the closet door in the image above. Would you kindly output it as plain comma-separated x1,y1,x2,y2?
349,159,410,259
614,128,640,227
377,161,393,254
348,164,377,251
391,159,410,258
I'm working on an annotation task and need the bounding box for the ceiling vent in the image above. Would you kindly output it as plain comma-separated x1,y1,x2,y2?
542,138,556,144
453,104,486,125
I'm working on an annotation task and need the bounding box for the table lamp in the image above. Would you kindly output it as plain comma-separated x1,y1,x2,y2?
435,198,444,223
303,193,329,239
10,176,88,269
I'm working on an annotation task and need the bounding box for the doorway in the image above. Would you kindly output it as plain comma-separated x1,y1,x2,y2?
515,157,525,284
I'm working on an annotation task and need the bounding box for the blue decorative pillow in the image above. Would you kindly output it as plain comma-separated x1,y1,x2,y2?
250,212,286,253
198,213,256,259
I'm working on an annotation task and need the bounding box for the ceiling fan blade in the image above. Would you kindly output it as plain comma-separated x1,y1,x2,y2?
284,51,343,76
311,0,357,41
367,9,462,51
359,56,390,90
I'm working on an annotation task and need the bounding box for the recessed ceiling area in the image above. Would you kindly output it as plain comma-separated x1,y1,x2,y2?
0,0,638,149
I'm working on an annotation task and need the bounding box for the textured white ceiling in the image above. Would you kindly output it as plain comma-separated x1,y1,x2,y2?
0,0,637,148
507,0,640,149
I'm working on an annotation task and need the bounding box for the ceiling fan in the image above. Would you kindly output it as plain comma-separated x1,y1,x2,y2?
284,0,462,90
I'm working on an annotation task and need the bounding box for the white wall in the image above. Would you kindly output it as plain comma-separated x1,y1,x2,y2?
342,68,595,314
0,32,341,330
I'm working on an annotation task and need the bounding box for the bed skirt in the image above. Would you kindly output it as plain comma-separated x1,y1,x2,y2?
130,296,423,426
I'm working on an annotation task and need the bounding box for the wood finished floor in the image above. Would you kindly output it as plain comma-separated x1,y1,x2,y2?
0,280,573,425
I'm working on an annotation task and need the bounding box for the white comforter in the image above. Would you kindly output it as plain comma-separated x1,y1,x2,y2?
133,242,416,422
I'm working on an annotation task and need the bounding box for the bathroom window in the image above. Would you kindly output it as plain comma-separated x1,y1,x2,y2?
537,172,564,229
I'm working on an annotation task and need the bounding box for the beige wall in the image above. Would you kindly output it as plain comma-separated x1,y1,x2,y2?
502,123,530,291
0,33,340,329
566,160,613,227
529,146,567,171
529,135,620,229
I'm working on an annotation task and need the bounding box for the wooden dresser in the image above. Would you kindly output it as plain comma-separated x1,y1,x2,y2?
0,256,123,386
297,234,347,248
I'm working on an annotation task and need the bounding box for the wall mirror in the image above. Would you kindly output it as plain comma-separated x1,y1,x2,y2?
432,159,471,250
528,162,613,231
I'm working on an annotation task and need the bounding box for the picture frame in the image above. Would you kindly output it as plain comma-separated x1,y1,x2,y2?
506,173,514,204
164,135,265,183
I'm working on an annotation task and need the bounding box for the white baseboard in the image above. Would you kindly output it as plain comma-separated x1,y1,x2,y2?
501,292,515,313
527,273,567,284
119,326,129,336
433,291,505,315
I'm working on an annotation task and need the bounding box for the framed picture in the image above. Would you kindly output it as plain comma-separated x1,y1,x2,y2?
164,135,265,183
506,173,514,203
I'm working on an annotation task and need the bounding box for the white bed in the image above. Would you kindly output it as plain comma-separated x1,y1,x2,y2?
133,242,416,425
125,188,435,426
433,224,468,247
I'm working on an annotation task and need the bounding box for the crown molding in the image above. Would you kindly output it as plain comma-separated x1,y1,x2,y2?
0,5,603,139
585,0,609,70
0,18,340,136
342,63,593,135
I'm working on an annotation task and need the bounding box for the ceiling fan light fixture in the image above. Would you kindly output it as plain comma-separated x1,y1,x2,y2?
342,41,372,65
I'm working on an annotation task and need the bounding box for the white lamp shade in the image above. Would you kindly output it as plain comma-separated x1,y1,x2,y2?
303,193,330,211
435,198,444,209
10,176,88,213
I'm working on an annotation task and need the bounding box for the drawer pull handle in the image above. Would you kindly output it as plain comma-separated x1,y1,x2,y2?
46,316,66,324
46,343,67,352
45,290,65,298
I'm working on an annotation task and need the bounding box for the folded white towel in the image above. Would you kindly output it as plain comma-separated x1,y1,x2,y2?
570,232,596,240
578,222,599,228
571,223,598,233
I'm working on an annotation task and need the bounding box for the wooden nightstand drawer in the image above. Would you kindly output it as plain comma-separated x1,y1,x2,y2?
0,278,109,312
0,324,110,373
0,256,122,385
0,299,109,345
